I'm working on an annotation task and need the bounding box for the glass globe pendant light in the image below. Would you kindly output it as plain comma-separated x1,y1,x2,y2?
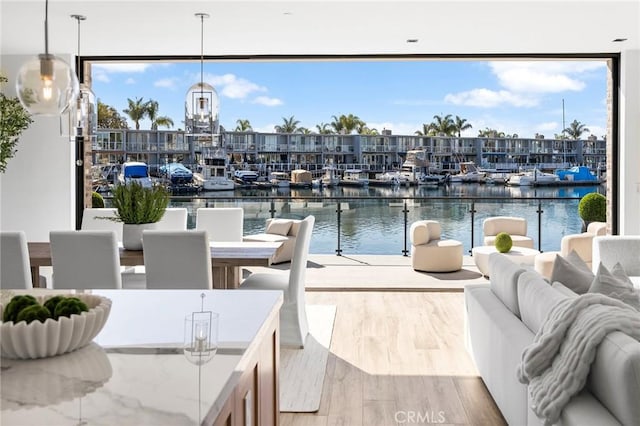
16,0,79,116
69,14,97,138
185,13,219,134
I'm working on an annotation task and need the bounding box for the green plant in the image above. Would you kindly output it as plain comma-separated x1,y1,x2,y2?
110,181,169,224
92,191,105,208
16,304,51,324
43,296,66,315
53,297,88,320
578,192,606,222
495,232,513,253
3,295,38,322
0,75,33,173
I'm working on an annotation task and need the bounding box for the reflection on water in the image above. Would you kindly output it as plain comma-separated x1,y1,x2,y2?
167,184,606,255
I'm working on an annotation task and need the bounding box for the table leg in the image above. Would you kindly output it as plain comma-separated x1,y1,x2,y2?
226,266,241,289
30,267,40,288
212,267,227,289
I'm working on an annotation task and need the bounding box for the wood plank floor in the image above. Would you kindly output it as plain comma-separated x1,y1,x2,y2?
281,292,506,426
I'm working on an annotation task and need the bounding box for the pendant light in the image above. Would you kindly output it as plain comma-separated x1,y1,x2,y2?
16,0,79,116
70,14,97,138
185,13,219,134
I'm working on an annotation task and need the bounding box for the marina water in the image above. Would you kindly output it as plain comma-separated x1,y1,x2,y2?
164,183,606,256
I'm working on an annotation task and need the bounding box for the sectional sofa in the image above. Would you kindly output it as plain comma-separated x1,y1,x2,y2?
465,253,640,425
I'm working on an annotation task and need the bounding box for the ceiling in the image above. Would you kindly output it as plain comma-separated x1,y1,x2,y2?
1,1,638,59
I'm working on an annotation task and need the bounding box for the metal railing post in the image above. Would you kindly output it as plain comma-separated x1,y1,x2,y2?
537,202,544,252
469,201,476,254
402,200,409,256
335,201,342,256
269,200,276,218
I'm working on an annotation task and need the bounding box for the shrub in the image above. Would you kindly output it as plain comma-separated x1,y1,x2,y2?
578,192,606,223
92,191,105,208
495,232,513,253
111,181,169,224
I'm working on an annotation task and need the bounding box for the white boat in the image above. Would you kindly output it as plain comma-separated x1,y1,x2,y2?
269,171,291,188
201,156,235,191
450,162,486,183
507,169,560,186
340,169,369,186
321,166,340,187
234,169,260,183
370,172,401,186
399,149,429,184
118,161,152,188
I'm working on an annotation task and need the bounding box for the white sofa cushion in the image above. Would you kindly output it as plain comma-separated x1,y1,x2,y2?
488,253,527,317
550,250,594,294
517,271,568,334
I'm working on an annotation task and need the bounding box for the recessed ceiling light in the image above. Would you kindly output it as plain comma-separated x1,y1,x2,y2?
407,39,418,43
612,38,627,42
283,12,292,15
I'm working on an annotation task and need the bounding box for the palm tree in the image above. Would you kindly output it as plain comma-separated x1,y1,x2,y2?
146,100,174,130
122,97,148,130
315,123,332,134
414,123,431,136
235,119,253,132
330,114,364,134
454,115,472,137
357,124,378,135
564,119,589,140
430,114,456,136
274,116,300,133
298,127,312,134
478,127,505,138
97,100,128,129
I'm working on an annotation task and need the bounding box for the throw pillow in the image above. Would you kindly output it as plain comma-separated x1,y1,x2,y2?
588,262,640,311
266,219,293,236
550,250,594,294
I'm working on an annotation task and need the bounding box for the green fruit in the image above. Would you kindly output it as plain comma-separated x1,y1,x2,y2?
3,295,38,323
15,304,51,324
43,296,66,316
495,232,513,253
53,297,89,319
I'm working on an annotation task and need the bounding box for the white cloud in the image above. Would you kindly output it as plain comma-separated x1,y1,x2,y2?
93,71,110,83
445,89,539,108
200,73,266,99
251,96,283,106
488,61,604,94
537,121,559,132
92,63,153,73
125,78,136,85
154,78,179,90
368,121,422,135
253,124,278,133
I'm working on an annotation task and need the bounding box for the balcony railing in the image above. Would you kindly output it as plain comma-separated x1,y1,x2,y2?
103,194,587,256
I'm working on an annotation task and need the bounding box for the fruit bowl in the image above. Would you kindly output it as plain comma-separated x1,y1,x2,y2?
0,294,112,359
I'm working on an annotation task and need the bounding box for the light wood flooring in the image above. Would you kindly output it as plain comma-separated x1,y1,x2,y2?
281,291,506,426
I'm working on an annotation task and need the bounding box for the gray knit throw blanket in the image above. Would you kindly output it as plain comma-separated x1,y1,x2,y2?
516,293,640,426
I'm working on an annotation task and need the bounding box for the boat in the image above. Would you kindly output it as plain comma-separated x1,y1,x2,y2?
449,161,486,183
201,157,235,191
369,172,401,186
269,171,291,188
234,169,260,184
340,169,369,186
555,166,601,185
290,169,313,188
160,162,194,185
418,173,447,186
399,149,429,184
118,161,152,188
321,166,340,187
507,168,560,186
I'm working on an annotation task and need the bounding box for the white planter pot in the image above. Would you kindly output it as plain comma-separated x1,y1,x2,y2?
123,223,157,250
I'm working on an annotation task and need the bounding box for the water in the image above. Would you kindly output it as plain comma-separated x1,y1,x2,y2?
163,183,605,255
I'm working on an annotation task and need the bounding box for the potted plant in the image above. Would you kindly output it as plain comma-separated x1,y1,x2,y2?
110,181,169,250
578,192,606,231
0,75,32,173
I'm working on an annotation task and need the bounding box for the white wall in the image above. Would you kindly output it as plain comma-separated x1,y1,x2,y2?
0,54,75,240
619,49,640,235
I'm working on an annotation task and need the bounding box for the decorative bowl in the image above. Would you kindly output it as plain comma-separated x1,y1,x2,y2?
0,294,112,359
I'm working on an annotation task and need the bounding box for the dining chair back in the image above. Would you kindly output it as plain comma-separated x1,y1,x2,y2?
142,230,212,289
156,208,188,230
80,208,123,241
240,215,315,347
1,231,34,289
196,207,243,242
50,230,122,289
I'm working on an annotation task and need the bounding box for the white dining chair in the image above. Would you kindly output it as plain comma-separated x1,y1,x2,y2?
1,231,35,289
196,207,243,242
156,207,188,230
50,230,124,289
240,215,315,348
80,208,123,242
142,230,212,289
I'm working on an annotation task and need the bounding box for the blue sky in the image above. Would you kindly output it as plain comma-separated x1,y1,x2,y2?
92,60,607,139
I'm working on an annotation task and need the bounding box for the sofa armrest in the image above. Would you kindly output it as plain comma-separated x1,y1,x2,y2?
561,233,593,263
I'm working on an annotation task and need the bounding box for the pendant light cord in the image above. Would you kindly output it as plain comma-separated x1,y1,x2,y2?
200,14,204,97
44,0,49,55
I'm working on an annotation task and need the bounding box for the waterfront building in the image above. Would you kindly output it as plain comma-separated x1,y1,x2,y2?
94,129,607,176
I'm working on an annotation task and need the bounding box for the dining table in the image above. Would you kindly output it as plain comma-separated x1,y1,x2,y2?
27,240,284,289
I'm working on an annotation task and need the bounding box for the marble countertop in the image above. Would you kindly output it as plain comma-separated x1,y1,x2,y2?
1,289,283,425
